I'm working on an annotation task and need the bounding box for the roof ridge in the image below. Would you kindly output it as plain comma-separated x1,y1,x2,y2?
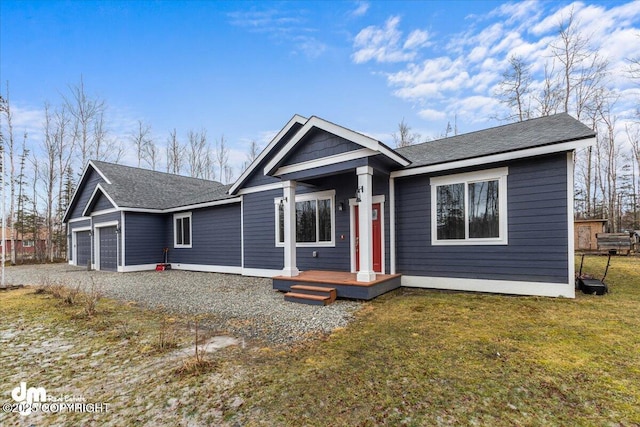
91,160,225,186
399,112,572,152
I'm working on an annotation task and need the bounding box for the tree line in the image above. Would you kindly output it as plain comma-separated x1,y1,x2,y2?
1,10,638,265
395,11,640,234
0,76,260,264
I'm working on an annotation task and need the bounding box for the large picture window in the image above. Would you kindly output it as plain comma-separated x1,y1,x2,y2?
275,190,335,247
431,168,508,245
174,212,192,248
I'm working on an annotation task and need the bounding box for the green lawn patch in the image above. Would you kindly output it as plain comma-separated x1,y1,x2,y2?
228,255,640,426
1,256,639,426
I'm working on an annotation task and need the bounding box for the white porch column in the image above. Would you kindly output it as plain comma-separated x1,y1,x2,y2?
282,180,299,277
356,166,376,282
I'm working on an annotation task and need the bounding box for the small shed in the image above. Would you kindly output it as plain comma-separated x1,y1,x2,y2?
574,219,608,251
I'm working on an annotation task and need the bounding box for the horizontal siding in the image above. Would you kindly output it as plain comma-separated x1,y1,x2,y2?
395,153,569,284
125,212,168,266
69,169,105,219
170,204,242,266
92,192,115,211
296,174,356,272
281,129,362,166
243,171,391,273
69,219,91,230
243,189,283,269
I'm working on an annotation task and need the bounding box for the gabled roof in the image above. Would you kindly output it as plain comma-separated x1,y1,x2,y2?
228,114,307,195
64,160,236,222
263,116,411,176
90,161,234,210
396,113,595,169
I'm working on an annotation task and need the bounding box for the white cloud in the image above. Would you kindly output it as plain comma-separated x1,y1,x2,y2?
403,29,430,50
351,1,370,17
352,16,429,64
418,108,446,121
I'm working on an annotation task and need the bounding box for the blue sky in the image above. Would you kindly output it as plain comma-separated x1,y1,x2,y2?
1,0,639,178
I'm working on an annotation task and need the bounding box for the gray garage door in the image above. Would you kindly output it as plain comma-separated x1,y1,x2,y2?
99,226,118,272
76,231,91,267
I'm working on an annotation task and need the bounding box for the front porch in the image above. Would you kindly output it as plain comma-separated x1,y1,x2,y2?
273,270,402,301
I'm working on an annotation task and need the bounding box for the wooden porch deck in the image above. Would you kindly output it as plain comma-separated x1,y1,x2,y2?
272,270,402,300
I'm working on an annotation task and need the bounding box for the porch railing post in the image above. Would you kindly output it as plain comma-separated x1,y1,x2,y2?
356,166,376,282
282,180,299,277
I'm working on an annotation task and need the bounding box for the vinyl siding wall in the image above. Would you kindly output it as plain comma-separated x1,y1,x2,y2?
93,192,115,211
395,153,569,284
169,204,242,266
69,169,105,219
242,171,391,273
280,129,362,166
124,212,168,266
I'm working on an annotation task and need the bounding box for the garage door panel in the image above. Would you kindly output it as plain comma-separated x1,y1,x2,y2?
99,226,118,272
76,231,91,267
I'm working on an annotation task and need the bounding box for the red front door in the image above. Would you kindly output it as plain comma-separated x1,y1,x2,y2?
355,203,382,273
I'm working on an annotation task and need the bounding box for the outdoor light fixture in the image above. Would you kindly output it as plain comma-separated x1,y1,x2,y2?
279,197,288,207
356,186,363,203
338,202,344,211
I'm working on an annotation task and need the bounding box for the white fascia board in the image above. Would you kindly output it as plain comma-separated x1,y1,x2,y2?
264,116,410,176
237,182,284,195
63,161,111,222
115,197,242,214
163,197,242,212
93,220,119,228
228,114,308,195
274,148,376,176
88,160,112,184
391,137,596,179
82,183,120,217
68,216,91,224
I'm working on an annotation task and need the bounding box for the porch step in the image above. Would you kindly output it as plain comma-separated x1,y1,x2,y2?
284,285,337,306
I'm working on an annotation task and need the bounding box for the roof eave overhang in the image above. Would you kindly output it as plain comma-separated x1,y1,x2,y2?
263,116,410,177
391,136,596,179
228,114,308,195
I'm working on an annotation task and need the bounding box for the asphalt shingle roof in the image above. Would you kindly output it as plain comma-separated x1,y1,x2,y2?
396,113,595,168
88,113,594,211
91,161,234,210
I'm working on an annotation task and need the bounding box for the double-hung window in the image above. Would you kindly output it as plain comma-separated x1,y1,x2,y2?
275,190,335,247
174,212,192,248
430,168,508,245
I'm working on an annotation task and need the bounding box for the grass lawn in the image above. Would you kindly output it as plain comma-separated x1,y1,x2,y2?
229,255,640,426
1,255,639,426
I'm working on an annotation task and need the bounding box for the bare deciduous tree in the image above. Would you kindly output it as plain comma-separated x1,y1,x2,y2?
166,128,184,174
215,135,229,183
64,76,105,166
187,129,209,179
0,82,17,264
495,55,532,122
131,120,152,168
392,118,420,147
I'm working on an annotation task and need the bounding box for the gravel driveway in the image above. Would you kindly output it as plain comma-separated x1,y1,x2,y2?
3,264,361,345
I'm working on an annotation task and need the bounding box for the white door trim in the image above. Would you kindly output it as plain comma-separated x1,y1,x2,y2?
349,195,386,275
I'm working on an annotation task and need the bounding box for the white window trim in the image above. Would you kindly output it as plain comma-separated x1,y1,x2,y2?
430,167,508,246
274,189,336,247
173,212,193,249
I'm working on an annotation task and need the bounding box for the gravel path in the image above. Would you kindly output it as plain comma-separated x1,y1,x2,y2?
3,264,362,345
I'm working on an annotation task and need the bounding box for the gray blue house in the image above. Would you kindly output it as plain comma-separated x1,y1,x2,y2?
63,113,595,298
